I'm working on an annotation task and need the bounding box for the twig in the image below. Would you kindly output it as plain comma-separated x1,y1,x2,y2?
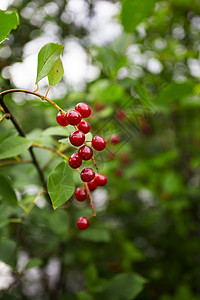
0,88,63,113
32,143,69,161
0,159,32,167
0,113,10,122
0,94,52,207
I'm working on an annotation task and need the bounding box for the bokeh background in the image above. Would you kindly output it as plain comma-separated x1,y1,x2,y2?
0,0,200,299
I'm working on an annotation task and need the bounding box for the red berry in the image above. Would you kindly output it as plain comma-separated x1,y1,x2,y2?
75,102,91,118
116,109,126,120
87,179,98,191
81,168,95,182
78,145,93,161
77,120,90,134
110,134,120,144
56,111,68,126
77,216,89,230
115,168,123,177
75,187,87,201
95,173,107,186
94,102,104,112
107,151,115,160
69,153,82,169
92,136,106,151
120,152,131,166
69,130,85,147
66,109,82,125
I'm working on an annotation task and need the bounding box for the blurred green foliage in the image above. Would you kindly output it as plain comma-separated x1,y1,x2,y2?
0,0,200,299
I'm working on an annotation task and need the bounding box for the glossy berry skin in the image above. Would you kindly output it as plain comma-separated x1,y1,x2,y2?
77,120,90,134
92,136,106,151
77,217,89,230
78,145,93,161
110,134,120,144
66,109,82,125
69,153,82,169
75,102,91,118
69,130,85,147
81,168,95,182
75,187,87,201
95,173,107,186
87,179,98,191
56,111,68,126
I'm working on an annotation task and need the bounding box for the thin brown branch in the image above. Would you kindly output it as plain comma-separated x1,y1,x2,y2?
0,88,64,113
32,143,69,161
0,159,32,167
0,94,52,207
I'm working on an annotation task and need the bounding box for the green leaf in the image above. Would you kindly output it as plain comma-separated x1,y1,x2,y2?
0,239,17,267
36,43,64,84
47,161,75,210
101,273,147,300
42,126,69,136
121,0,156,33
48,57,64,86
156,82,194,104
24,258,43,270
0,136,32,160
0,173,17,205
0,10,19,43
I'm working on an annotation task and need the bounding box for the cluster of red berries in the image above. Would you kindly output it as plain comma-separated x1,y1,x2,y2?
56,102,107,230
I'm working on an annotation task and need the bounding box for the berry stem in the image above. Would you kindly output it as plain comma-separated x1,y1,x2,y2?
32,143,69,161
43,85,51,100
91,156,99,172
0,113,10,122
84,182,96,217
0,89,64,114
33,84,39,93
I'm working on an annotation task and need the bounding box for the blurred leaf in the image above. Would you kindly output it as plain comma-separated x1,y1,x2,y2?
162,172,183,194
48,210,69,235
123,241,145,262
0,136,32,159
0,239,17,267
42,126,69,136
79,228,111,243
101,273,147,300
156,82,194,104
0,10,19,43
24,258,43,270
0,173,17,205
48,57,64,86
121,0,156,32
85,264,107,293
36,42,64,84
58,138,70,145
105,84,124,102
77,292,93,300
95,46,118,73
47,161,75,209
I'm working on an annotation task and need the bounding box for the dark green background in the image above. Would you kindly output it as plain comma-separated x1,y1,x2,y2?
0,0,200,299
